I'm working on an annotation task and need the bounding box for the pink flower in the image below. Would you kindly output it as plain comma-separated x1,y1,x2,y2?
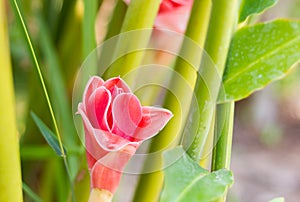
124,0,193,33
77,76,173,194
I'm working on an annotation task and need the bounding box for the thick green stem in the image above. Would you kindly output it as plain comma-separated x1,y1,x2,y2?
0,1,23,201
211,103,235,171
188,1,238,201
186,0,238,162
132,1,212,201
211,103,235,202
104,0,161,79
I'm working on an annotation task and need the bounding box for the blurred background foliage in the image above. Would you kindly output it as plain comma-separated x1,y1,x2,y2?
5,0,300,201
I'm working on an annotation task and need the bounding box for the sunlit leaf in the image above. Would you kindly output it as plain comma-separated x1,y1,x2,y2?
221,20,300,102
31,112,66,156
160,147,233,202
239,0,278,22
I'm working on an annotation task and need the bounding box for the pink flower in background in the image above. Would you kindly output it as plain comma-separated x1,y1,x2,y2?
124,0,194,33
77,76,173,194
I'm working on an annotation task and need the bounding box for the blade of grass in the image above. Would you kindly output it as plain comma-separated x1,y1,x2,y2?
37,14,80,179
22,182,43,202
83,0,98,58
58,0,83,93
10,0,66,160
54,0,78,43
10,1,76,201
104,0,127,40
20,145,58,160
133,1,212,201
31,112,67,156
21,145,84,160
0,1,23,201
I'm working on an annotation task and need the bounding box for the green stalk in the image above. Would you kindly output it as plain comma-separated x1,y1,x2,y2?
104,0,161,79
133,1,212,201
190,1,238,201
211,103,235,202
186,0,238,162
211,102,235,171
0,1,23,201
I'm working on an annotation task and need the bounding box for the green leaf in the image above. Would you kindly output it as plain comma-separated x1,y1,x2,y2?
31,112,66,156
269,197,285,202
221,19,300,102
160,147,233,202
239,0,278,22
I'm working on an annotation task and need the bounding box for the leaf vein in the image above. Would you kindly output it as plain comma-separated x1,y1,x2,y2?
224,32,300,85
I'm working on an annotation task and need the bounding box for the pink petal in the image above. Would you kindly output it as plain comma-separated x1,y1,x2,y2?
93,128,140,151
78,103,139,153
78,104,108,169
103,77,131,97
160,0,193,12
83,76,104,108
91,145,137,193
86,87,111,130
133,106,173,140
112,93,143,140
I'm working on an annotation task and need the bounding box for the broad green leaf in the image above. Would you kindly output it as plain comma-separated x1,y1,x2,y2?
221,20,300,102
239,0,278,22
269,197,285,202
160,147,233,202
31,112,66,156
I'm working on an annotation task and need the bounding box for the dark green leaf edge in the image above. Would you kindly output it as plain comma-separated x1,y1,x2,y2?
30,111,66,156
239,0,279,23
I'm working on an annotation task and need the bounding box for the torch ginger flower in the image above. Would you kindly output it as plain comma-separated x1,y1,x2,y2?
77,76,173,201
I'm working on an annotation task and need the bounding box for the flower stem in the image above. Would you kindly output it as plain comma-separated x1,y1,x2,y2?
186,0,238,162
199,1,238,201
0,1,23,201
211,102,235,171
211,103,235,202
132,1,212,201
